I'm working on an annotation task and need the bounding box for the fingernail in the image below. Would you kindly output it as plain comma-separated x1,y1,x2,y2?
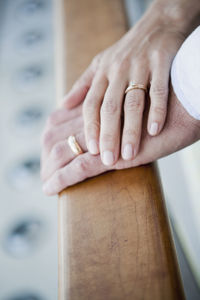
149,122,158,136
102,150,114,166
43,181,53,195
88,139,99,154
122,144,133,160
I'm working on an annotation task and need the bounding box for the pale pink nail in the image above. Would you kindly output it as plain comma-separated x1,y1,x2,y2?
102,150,114,166
122,144,133,160
88,139,99,154
149,122,158,136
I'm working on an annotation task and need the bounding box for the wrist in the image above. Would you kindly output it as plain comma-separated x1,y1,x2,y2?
151,0,200,35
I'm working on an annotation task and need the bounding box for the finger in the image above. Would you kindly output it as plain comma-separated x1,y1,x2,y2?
62,53,101,109
148,64,169,136
61,62,95,109
41,116,83,165
46,105,82,126
83,74,108,155
122,87,146,160
41,131,87,181
100,78,127,166
42,152,107,196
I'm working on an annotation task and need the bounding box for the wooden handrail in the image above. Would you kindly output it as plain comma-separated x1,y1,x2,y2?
56,0,185,299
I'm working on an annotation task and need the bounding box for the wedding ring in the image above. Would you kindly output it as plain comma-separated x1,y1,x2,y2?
125,82,147,94
67,135,83,156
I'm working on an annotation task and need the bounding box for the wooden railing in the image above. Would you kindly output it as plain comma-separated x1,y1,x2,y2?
56,0,185,299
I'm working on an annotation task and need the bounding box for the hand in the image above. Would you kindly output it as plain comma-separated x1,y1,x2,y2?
61,3,191,167
41,88,200,195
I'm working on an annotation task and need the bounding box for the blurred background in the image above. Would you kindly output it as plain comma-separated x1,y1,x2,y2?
0,0,57,299
0,0,200,299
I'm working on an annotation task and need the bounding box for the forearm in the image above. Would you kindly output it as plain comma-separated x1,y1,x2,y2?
152,0,200,34
126,0,200,45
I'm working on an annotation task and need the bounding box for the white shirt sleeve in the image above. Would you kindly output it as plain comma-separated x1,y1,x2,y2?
171,26,200,120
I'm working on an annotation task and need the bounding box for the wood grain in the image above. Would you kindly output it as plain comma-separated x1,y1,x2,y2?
56,0,185,299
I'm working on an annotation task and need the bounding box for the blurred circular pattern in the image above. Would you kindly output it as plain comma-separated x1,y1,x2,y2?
14,105,44,129
6,292,43,300
4,218,43,258
0,0,56,297
14,65,44,92
7,157,40,190
15,0,47,22
18,30,45,51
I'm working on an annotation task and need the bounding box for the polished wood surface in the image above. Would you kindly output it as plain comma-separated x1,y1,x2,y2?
56,0,185,299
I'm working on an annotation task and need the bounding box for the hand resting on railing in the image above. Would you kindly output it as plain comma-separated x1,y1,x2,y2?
61,0,200,166
41,87,200,195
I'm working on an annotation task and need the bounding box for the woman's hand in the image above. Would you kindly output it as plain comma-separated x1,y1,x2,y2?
61,2,192,167
41,88,200,195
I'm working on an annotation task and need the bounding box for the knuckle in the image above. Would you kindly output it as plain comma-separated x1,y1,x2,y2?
73,74,90,91
83,100,96,115
78,79,90,92
152,104,166,116
152,49,162,60
110,55,129,76
42,129,54,146
151,48,168,63
112,61,128,74
75,157,88,173
150,85,168,98
101,98,118,115
47,111,58,125
55,171,65,189
124,128,138,140
101,132,114,143
86,120,100,135
91,53,102,70
125,95,143,111
52,143,64,160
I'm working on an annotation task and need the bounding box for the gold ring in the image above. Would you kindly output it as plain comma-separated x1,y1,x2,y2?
67,135,83,156
125,82,147,94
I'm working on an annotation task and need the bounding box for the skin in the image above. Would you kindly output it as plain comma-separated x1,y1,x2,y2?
61,0,200,167
41,88,200,196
